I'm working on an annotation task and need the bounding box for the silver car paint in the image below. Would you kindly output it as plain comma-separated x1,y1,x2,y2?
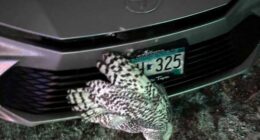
0,0,229,39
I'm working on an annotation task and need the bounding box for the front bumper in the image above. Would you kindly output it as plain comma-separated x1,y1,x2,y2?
0,0,260,126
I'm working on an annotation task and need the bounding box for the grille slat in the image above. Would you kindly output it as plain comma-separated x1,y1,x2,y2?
185,51,234,73
187,43,232,61
187,37,231,54
164,60,236,87
164,66,234,93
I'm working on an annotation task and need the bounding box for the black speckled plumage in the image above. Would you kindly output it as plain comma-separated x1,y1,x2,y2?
67,52,173,140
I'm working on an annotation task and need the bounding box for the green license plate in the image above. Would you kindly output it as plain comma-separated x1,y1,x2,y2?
131,48,185,76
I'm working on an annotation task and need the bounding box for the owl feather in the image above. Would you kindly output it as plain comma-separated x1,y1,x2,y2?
67,52,173,140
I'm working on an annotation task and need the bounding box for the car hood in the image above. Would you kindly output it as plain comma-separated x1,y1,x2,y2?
0,0,230,40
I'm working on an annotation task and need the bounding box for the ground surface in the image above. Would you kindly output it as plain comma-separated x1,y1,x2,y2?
0,57,259,140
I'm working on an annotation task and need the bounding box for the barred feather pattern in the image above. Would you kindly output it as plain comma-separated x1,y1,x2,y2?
67,52,173,140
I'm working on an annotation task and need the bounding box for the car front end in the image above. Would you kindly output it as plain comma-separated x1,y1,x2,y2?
0,0,259,126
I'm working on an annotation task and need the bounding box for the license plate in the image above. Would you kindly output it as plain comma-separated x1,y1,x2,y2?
131,48,185,76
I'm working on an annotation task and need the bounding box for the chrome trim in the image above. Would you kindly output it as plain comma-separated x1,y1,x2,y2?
0,60,17,76
0,106,80,126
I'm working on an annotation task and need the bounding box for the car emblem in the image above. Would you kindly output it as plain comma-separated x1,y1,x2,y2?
125,0,162,14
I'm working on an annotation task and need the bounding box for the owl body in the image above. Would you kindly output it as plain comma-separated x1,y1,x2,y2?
67,52,173,140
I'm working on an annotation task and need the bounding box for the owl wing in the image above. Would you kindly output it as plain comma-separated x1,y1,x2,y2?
67,52,168,132
96,52,159,99
67,86,109,122
86,80,169,130
86,113,141,133
67,79,159,122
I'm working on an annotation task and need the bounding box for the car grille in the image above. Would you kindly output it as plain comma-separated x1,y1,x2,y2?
0,15,259,114
0,34,249,114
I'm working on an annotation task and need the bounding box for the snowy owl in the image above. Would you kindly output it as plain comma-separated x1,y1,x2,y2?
67,52,173,140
